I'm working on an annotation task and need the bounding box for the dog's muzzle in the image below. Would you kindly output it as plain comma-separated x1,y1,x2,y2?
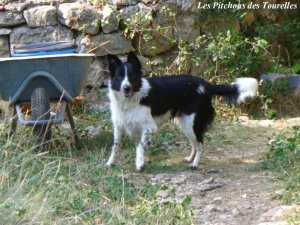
123,85,133,97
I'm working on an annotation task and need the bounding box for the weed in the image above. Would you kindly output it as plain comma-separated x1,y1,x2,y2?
0,108,194,224
263,126,300,170
263,125,300,218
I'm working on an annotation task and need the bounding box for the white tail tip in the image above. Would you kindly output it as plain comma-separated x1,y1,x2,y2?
234,78,258,104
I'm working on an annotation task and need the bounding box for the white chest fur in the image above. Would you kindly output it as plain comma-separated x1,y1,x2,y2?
108,87,157,138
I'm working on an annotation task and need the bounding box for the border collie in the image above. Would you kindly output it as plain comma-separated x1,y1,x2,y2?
106,52,258,172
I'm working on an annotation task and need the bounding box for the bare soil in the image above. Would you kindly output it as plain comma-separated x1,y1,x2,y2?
131,118,300,225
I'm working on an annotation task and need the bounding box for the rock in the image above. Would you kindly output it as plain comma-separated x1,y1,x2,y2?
197,177,224,192
204,204,217,213
23,5,57,27
0,36,9,57
61,122,71,130
231,208,240,217
80,33,134,56
151,173,172,182
86,57,107,88
242,12,256,26
167,0,199,13
10,25,74,48
112,0,138,9
85,125,102,136
179,0,199,13
218,214,233,220
257,7,277,21
174,13,200,43
58,3,101,35
0,28,11,35
216,206,226,213
171,175,186,185
137,55,152,75
237,116,250,124
200,14,240,34
141,0,156,3
241,193,248,199
87,103,110,114
258,222,289,225
196,215,210,223
100,6,119,33
190,55,210,77
212,197,222,205
134,27,175,56
156,190,170,199
119,5,139,19
0,11,25,27
150,50,191,74
258,205,295,223
119,3,153,27
4,1,75,12
153,1,178,27
261,73,300,95
4,2,28,12
137,3,153,27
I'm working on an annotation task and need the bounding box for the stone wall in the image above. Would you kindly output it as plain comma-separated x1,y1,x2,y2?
0,0,298,89
0,0,204,88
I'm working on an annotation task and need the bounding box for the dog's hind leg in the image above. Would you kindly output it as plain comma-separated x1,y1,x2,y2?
136,128,154,172
184,138,204,169
189,109,214,169
190,142,204,169
184,139,197,162
174,114,199,164
106,127,124,167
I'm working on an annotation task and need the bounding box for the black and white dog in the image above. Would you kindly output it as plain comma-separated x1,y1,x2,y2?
106,52,258,172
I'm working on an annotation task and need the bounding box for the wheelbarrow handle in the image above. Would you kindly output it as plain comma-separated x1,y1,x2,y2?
78,43,86,54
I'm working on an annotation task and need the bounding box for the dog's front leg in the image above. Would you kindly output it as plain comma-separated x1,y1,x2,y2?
106,127,124,167
136,128,153,172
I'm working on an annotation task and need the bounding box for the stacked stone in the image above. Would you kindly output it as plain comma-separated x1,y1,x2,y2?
0,0,204,87
0,0,207,55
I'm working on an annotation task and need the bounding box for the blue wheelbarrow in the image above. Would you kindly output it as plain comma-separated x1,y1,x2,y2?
0,41,95,150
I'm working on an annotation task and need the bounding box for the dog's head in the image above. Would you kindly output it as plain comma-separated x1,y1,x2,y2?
107,52,143,98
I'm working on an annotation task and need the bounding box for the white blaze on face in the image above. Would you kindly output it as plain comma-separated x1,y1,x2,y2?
121,65,130,90
121,64,131,97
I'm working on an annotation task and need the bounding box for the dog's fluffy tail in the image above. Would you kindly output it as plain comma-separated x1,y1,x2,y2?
208,77,258,104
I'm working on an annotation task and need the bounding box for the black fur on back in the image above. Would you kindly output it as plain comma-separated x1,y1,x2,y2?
140,75,239,118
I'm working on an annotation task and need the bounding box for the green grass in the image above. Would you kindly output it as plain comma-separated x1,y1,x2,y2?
262,126,300,222
0,108,193,225
2,92,299,224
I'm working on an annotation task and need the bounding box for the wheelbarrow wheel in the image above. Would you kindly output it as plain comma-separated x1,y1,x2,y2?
31,87,51,151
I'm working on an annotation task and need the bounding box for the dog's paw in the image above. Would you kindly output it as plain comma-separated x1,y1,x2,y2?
135,149,145,172
189,165,198,170
105,162,112,168
184,157,193,163
136,165,144,172
135,160,144,172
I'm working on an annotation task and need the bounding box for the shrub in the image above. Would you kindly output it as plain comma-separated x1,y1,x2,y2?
264,126,300,169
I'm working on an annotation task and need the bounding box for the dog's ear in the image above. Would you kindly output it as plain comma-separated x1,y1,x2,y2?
127,51,142,71
107,54,122,77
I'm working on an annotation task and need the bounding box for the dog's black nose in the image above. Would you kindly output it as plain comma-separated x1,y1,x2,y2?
124,85,131,92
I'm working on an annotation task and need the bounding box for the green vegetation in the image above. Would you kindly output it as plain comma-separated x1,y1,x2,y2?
263,126,300,222
1,0,300,223
0,108,193,224
264,126,300,172
120,0,300,119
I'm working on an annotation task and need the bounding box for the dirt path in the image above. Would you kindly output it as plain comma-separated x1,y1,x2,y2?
133,118,300,224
